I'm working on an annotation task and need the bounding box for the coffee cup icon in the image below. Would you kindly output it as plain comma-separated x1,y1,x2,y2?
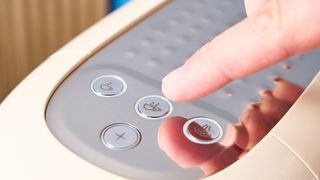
193,124,212,140
143,102,162,112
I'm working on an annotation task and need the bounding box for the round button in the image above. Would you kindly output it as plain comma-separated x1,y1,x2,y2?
91,75,127,97
135,95,173,120
183,117,223,144
101,123,141,151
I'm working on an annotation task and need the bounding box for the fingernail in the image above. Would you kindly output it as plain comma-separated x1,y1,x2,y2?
259,90,272,96
248,103,260,110
283,64,291,70
162,66,184,84
272,76,282,82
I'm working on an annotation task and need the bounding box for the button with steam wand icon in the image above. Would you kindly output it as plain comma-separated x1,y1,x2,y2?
135,95,173,119
91,75,127,97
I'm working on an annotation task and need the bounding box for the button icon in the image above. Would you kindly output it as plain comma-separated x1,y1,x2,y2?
115,132,126,140
183,117,223,144
91,75,127,97
143,102,162,111
135,95,173,120
193,124,214,141
101,123,141,151
100,82,114,91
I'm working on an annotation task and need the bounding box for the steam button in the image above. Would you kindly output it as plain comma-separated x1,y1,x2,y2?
135,95,173,119
91,75,127,97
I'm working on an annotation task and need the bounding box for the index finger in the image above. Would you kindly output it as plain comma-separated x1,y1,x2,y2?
161,0,320,102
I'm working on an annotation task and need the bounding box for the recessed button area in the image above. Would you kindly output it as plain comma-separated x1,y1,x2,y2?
135,95,172,120
183,117,223,144
101,123,141,151
91,75,127,97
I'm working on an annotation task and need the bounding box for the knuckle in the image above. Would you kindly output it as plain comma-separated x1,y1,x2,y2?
249,0,284,37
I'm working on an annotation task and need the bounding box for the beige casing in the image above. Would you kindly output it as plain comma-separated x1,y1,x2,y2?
0,1,319,179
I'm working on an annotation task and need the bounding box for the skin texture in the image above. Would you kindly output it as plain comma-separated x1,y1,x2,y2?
158,79,304,176
161,0,320,102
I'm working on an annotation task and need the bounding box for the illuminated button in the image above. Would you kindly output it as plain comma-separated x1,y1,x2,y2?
183,117,223,144
101,123,141,151
135,95,173,119
91,75,127,97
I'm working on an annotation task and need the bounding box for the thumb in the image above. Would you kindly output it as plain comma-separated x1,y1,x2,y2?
162,0,320,102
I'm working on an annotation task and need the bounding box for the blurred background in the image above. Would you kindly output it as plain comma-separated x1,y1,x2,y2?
0,0,130,102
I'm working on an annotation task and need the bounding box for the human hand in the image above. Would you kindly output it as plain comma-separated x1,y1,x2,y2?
162,0,320,102
158,79,304,176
